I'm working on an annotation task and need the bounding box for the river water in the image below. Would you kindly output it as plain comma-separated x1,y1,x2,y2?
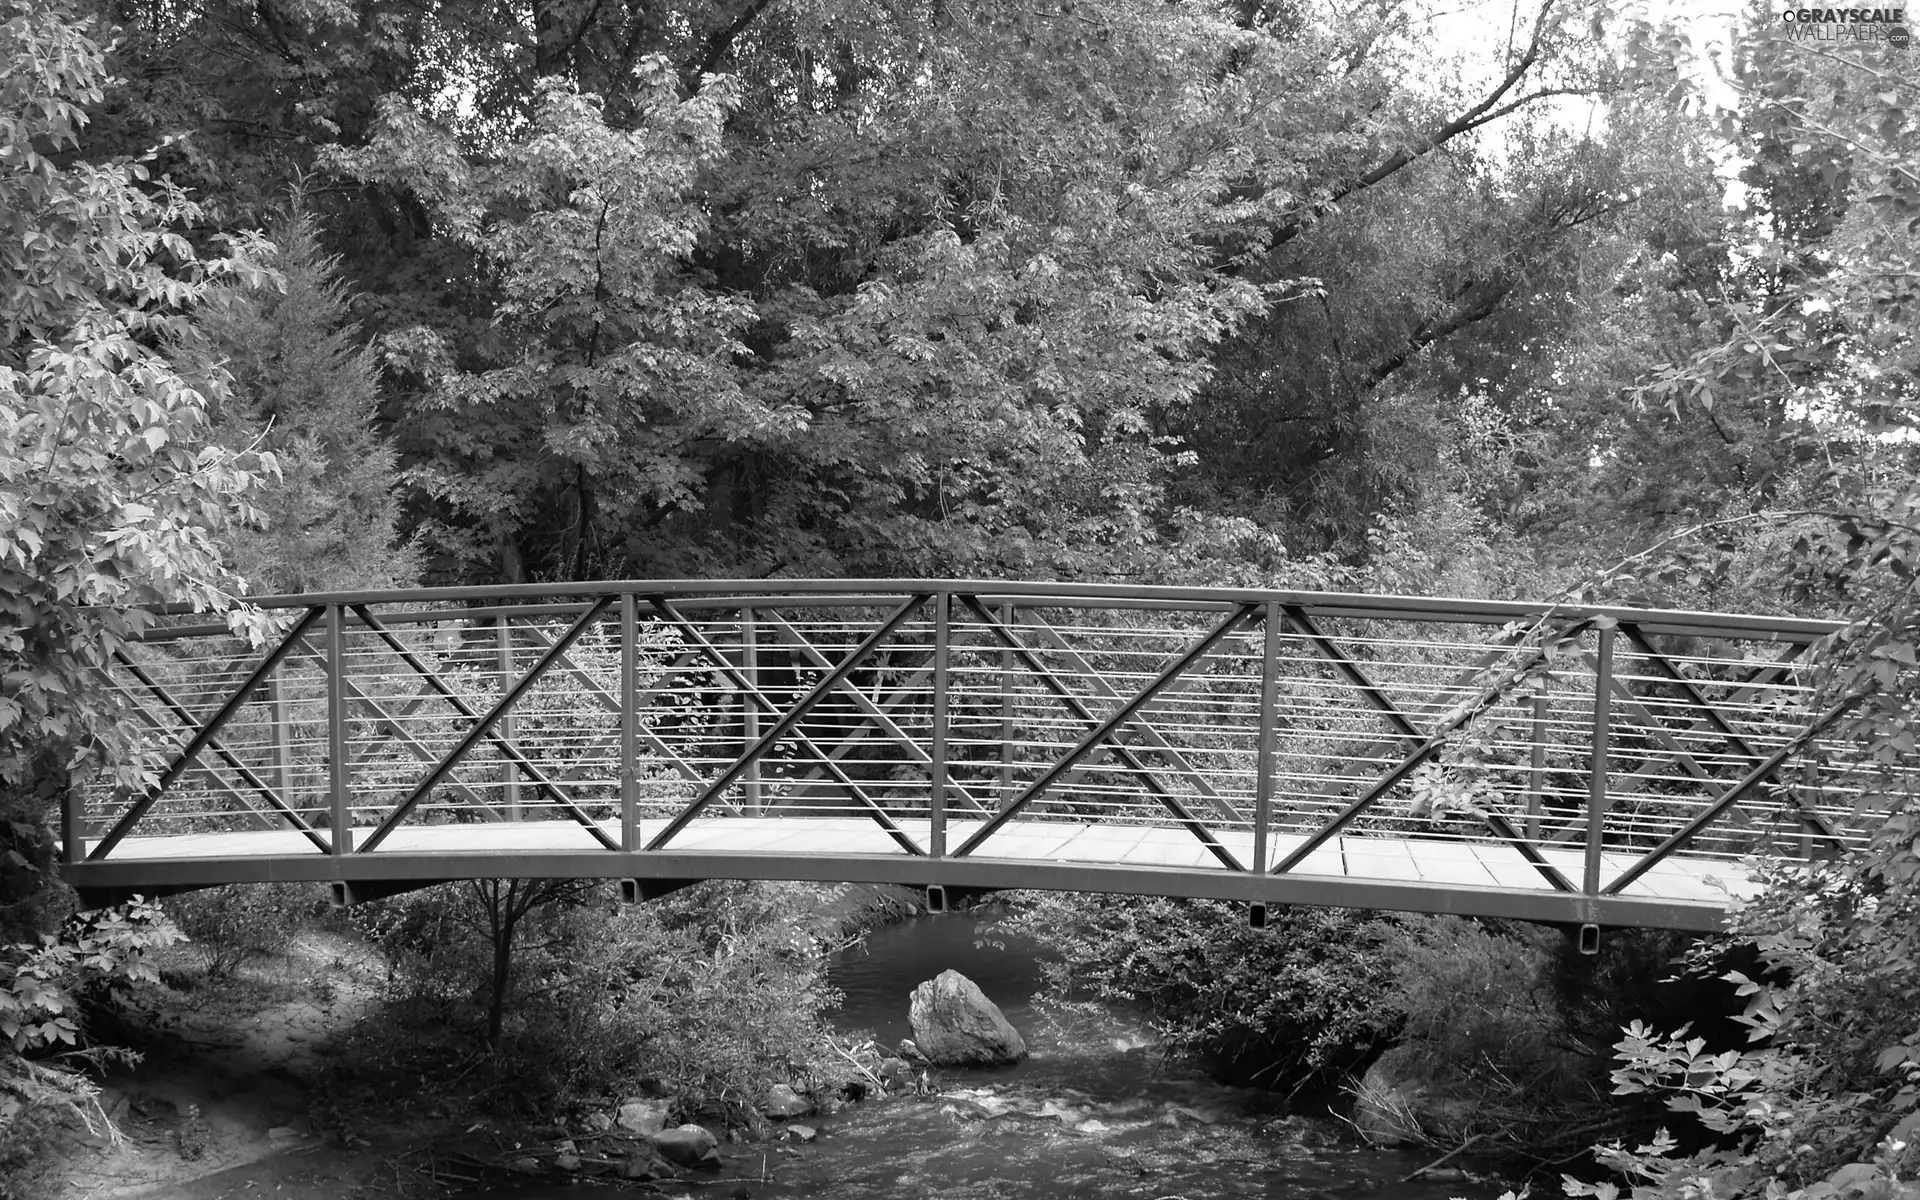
487,911,1488,1199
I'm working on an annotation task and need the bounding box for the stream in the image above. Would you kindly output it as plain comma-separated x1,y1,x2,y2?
488,911,1491,1199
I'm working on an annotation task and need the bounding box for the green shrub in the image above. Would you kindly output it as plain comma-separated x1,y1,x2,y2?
2,900,184,1197
345,879,849,1119
164,884,319,979
992,892,1398,1085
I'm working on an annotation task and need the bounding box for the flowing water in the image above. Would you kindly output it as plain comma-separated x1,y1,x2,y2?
477,911,1491,1199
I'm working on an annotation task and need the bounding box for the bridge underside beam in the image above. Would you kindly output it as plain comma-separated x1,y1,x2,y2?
63,852,1725,933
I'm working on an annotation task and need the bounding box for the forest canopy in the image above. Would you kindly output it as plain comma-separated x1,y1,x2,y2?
51,0,1836,593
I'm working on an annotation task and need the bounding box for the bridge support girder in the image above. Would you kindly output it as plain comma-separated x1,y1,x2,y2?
330,879,450,907
622,878,703,904
925,884,1000,914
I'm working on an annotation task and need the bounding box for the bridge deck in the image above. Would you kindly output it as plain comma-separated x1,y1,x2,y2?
70,818,1758,930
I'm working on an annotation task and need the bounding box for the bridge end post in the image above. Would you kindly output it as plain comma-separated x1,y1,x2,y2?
1582,624,1616,896
60,773,85,867
1248,902,1268,929
1578,923,1601,956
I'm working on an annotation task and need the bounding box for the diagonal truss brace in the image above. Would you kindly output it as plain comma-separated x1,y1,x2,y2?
350,604,616,844
358,599,619,852
287,639,506,822
1270,618,1594,891
952,599,1255,869
645,595,930,854
1289,619,1535,815
1618,625,1844,849
1584,651,1762,834
107,652,331,851
91,607,327,861
763,613,992,817
509,627,726,803
1282,607,1425,742
1606,697,1856,894
1019,615,1243,827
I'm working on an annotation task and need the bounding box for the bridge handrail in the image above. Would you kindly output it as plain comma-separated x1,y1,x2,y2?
124,579,1848,643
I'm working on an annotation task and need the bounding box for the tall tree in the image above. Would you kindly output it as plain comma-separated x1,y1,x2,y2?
1,0,273,933
198,203,417,593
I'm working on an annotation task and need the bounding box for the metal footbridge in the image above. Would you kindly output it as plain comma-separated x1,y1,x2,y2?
63,581,1871,932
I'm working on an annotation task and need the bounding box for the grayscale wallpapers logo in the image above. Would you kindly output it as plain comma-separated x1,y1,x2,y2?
1778,7,1910,47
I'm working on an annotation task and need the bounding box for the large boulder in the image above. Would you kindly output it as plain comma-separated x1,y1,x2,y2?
762,1083,813,1119
651,1124,721,1169
1350,1048,1477,1146
908,969,1027,1066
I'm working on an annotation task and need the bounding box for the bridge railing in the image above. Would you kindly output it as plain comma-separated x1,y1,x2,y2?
70,580,1871,903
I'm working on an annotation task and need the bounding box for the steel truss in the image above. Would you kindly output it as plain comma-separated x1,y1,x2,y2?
66,580,1874,931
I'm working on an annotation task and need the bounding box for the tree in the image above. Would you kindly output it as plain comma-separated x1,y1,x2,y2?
1,0,273,934
197,202,417,593
1553,12,1920,1197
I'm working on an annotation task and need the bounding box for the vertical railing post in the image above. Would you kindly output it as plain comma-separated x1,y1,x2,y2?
497,617,519,820
1253,601,1280,873
327,605,351,855
742,606,761,815
998,600,1014,803
268,669,295,833
1527,682,1550,842
62,777,85,866
930,591,951,857
1582,624,1615,895
621,592,639,854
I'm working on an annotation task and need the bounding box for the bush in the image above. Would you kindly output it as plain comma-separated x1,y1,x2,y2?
165,884,319,979
345,879,850,1119
991,892,1397,1085
2,900,184,1197
1379,918,1580,1094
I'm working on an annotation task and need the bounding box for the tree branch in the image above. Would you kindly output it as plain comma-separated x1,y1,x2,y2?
683,0,778,92
1366,275,1515,384
1271,0,1567,246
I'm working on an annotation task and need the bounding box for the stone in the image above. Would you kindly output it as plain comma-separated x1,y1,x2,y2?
582,1111,613,1133
785,1124,818,1143
762,1083,813,1119
908,969,1027,1066
509,1156,541,1174
652,1124,721,1169
555,1153,582,1172
897,1038,928,1063
1350,1050,1474,1146
617,1097,672,1136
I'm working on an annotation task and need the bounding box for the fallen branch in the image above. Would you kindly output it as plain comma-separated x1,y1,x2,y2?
1400,1133,1487,1183
826,1035,885,1089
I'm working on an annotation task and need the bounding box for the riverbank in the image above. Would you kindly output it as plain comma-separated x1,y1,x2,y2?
32,882,923,1200
32,890,1572,1200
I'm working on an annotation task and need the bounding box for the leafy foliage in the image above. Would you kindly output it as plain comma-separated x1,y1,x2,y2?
164,883,317,979
1,0,273,852
350,880,847,1116
992,893,1396,1084
0,900,183,1194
